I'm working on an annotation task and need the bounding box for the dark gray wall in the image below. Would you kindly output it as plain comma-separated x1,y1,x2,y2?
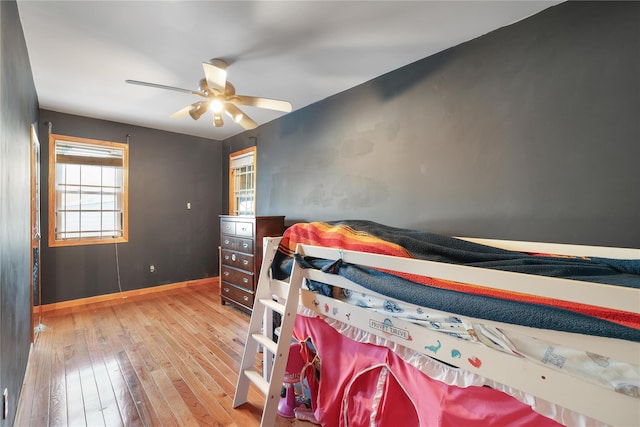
39,111,223,303
0,1,39,425
225,1,640,248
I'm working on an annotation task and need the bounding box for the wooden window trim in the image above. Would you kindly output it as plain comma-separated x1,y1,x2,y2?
48,133,129,247
229,146,256,216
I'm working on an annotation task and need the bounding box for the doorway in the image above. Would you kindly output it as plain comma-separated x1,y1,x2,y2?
30,124,43,341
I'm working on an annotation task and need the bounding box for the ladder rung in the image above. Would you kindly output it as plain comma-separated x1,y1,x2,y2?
271,279,291,299
252,332,277,355
259,298,286,315
244,368,269,395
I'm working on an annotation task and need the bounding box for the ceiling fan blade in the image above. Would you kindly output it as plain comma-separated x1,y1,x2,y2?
202,59,227,93
225,103,257,130
170,105,193,119
233,95,292,112
126,80,205,97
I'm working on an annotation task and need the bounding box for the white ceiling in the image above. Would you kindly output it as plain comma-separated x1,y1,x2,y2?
17,1,560,141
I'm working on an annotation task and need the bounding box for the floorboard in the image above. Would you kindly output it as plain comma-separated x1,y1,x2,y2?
15,281,315,427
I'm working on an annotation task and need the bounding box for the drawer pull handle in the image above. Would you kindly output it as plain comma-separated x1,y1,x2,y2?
242,278,249,284
224,255,229,260
223,287,230,293
242,260,249,265
243,296,249,301
224,271,230,276
231,254,237,262
224,239,230,245
242,243,249,248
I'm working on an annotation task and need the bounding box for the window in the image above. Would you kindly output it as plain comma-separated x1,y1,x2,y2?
229,147,256,216
48,134,128,247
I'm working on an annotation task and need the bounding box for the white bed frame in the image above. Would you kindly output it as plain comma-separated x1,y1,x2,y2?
260,236,639,427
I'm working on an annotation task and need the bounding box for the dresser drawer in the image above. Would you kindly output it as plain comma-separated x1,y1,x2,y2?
221,249,254,273
220,265,253,290
235,221,253,237
220,282,254,308
220,236,254,254
221,219,253,237
221,220,236,235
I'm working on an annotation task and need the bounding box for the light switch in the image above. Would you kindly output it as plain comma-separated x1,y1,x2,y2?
187,202,191,210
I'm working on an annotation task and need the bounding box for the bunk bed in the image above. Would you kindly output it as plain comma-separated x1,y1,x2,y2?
264,220,639,427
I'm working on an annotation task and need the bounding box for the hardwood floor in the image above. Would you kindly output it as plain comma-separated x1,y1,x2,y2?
15,281,316,427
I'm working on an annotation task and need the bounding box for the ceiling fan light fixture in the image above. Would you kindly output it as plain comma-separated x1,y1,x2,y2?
197,78,209,95
188,102,207,120
213,114,224,128
210,98,224,114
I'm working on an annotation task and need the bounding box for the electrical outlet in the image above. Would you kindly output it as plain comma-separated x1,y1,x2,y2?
149,265,155,273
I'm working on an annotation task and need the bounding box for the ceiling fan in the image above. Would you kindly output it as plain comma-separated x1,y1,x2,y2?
126,59,292,130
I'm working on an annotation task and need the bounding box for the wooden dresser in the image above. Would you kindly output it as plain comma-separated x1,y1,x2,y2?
219,215,285,313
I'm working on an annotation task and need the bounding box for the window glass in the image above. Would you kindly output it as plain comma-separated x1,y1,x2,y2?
229,147,256,216
48,134,128,247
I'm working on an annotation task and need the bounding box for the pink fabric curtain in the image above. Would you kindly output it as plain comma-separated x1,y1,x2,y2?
293,315,562,427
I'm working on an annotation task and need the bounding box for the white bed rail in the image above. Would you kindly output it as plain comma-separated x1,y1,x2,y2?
458,237,640,260
296,244,639,315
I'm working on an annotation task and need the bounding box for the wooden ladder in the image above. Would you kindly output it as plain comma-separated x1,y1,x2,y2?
233,237,303,426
